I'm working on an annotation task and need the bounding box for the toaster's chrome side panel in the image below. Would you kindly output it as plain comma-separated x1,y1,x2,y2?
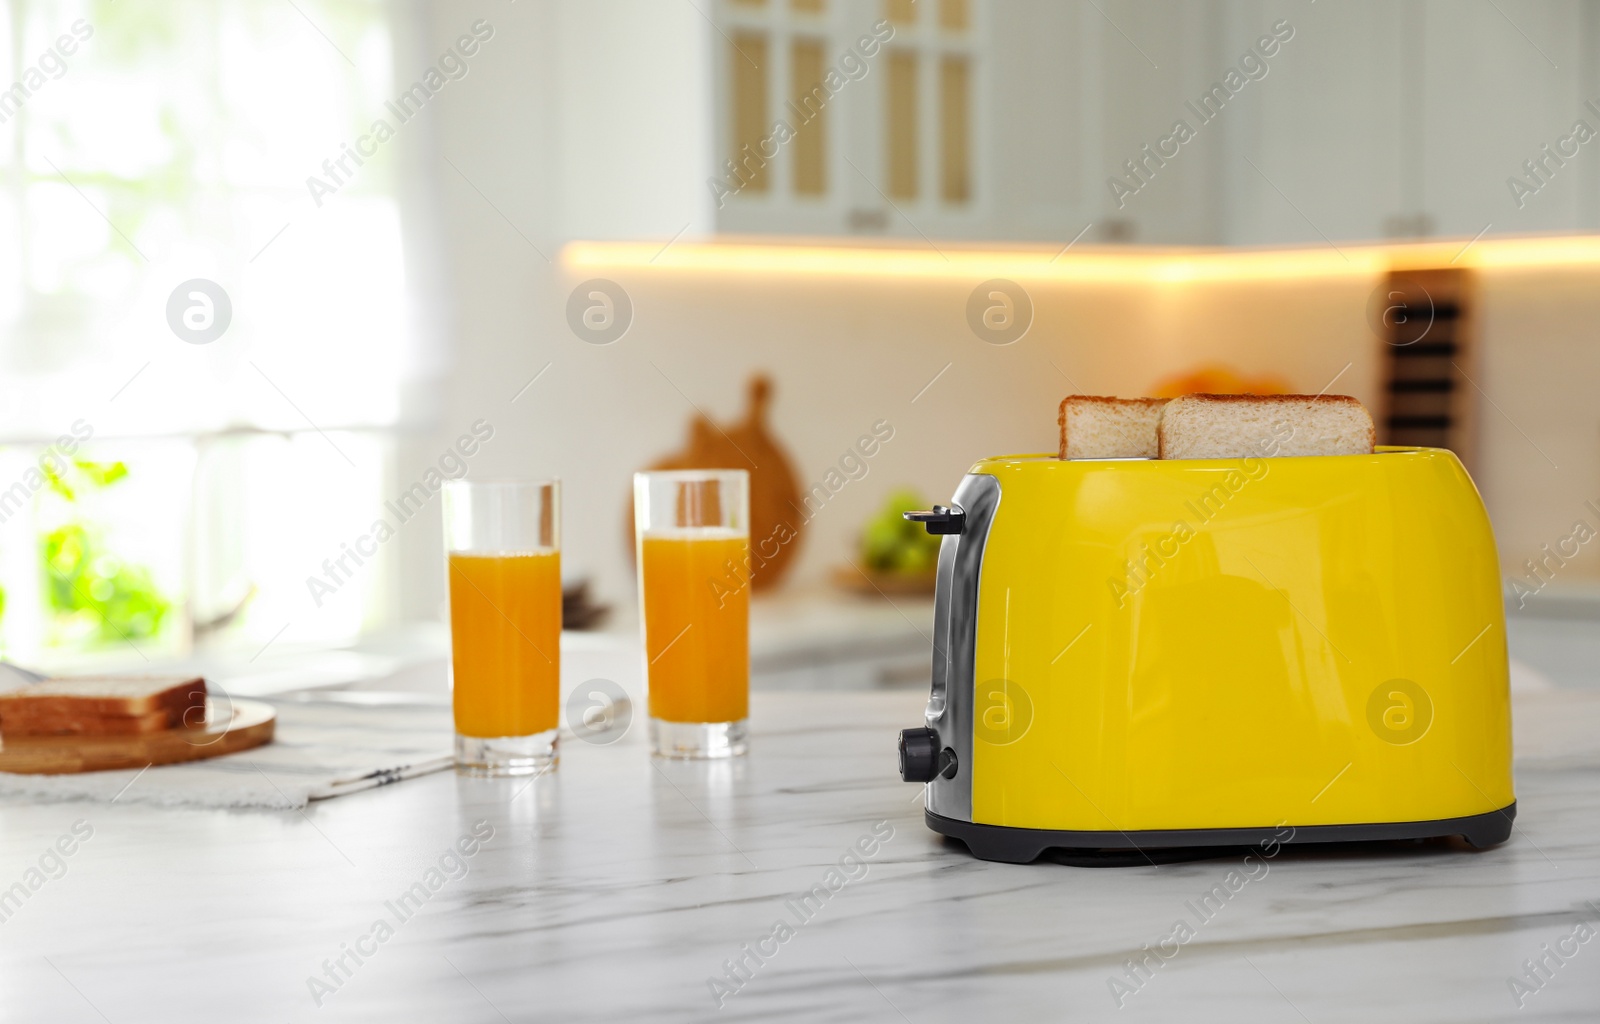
925,473,1000,823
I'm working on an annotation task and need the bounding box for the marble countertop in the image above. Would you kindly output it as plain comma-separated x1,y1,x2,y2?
2,688,1598,1022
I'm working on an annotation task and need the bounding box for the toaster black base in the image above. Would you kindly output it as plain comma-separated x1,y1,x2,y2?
926,804,1517,865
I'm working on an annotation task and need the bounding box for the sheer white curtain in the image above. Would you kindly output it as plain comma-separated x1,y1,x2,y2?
0,0,435,663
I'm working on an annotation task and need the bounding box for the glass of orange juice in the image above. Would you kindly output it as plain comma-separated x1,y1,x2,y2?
633,469,750,759
442,479,561,776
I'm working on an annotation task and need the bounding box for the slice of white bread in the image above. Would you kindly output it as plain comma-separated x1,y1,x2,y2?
1058,396,1169,459
1156,394,1375,460
1,707,184,737
0,675,206,722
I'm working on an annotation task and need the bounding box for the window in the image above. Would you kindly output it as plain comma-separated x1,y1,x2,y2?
885,49,918,199
879,0,974,208
0,0,414,665
720,0,839,206
939,0,970,32
939,54,971,202
790,37,828,195
730,31,772,194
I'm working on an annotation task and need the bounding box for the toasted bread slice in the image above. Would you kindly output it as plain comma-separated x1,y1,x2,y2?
0,675,206,721
1156,394,1375,460
0,706,187,738
1058,396,1169,459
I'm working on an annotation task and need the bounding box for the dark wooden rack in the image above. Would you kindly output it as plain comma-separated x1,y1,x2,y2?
1376,267,1478,470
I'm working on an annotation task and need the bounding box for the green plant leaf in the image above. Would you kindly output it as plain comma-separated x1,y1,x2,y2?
72,459,129,488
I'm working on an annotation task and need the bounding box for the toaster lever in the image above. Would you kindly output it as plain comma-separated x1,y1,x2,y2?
903,505,965,535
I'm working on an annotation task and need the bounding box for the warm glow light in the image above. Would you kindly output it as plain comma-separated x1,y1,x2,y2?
1466,234,1600,269
563,233,1600,283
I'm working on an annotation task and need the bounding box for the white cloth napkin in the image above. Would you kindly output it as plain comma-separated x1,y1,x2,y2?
0,699,454,810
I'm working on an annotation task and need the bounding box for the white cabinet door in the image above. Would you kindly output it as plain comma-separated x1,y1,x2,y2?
1420,0,1590,238
1219,0,1407,246
1224,0,1593,246
1087,0,1236,244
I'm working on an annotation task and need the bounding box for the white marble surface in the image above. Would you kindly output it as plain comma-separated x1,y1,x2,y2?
1,687,1598,1023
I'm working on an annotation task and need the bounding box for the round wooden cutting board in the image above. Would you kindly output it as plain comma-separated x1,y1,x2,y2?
0,698,275,775
625,374,807,591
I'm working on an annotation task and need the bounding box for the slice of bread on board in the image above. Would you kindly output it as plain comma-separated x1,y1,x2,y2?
1157,394,1375,460
0,675,206,737
1058,396,1169,459
1,706,188,737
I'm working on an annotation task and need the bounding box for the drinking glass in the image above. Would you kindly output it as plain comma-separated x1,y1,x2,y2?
633,470,750,758
442,479,561,775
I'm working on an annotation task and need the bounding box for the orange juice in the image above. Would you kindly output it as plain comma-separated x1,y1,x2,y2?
448,550,561,738
641,533,749,723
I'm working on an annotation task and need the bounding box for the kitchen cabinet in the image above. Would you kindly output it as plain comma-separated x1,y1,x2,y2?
704,0,1600,246
1217,0,1409,246
551,0,1600,247
1226,0,1599,245
1418,0,1598,238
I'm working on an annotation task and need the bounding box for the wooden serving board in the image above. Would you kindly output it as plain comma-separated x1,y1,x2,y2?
626,374,806,591
0,698,275,775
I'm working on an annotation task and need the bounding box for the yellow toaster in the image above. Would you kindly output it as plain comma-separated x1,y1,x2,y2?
897,447,1514,863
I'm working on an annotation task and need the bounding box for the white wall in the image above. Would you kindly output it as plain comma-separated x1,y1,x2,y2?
1477,265,1600,583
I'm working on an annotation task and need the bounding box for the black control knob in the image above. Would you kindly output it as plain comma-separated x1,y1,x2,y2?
899,728,940,782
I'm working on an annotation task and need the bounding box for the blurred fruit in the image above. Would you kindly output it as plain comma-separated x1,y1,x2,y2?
860,488,942,575
1152,365,1290,398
